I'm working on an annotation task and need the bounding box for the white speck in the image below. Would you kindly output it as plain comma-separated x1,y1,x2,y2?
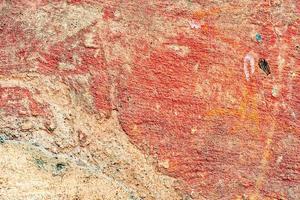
188,20,200,29
272,85,279,97
84,32,99,48
193,63,200,72
191,127,197,134
114,10,121,19
291,71,297,78
276,156,283,164
174,110,178,116
291,111,296,119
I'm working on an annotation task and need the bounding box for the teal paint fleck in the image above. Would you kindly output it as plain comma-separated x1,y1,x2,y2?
256,33,262,42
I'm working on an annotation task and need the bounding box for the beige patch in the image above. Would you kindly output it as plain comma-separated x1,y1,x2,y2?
84,32,99,48
191,127,197,134
19,3,103,44
168,44,190,57
272,85,280,97
159,160,170,169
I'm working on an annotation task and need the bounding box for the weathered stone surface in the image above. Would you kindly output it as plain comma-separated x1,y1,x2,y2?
0,0,299,199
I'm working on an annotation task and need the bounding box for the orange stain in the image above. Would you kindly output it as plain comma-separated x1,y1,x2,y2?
206,86,260,134
193,7,221,19
193,5,243,20
131,124,141,136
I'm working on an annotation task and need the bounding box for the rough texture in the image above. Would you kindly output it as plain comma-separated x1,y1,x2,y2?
0,0,299,199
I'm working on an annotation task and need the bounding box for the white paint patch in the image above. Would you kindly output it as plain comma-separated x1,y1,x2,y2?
188,20,201,29
114,10,121,19
174,110,178,116
168,44,190,57
291,111,296,119
243,53,255,81
84,32,99,48
272,85,280,97
276,155,283,165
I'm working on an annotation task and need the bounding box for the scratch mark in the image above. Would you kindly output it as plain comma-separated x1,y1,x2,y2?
206,86,260,135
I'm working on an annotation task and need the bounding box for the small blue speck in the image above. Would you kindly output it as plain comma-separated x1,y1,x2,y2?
256,33,262,42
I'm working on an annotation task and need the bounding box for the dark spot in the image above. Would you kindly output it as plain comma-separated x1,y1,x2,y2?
46,126,55,132
56,163,66,171
258,58,271,75
53,162,68,176
45,121,56,133
0,136,5,144
242,194,249,200
32,142,40,146
73,195,80,200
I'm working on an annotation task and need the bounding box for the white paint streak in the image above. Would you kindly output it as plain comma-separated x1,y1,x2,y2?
244,53,255,81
